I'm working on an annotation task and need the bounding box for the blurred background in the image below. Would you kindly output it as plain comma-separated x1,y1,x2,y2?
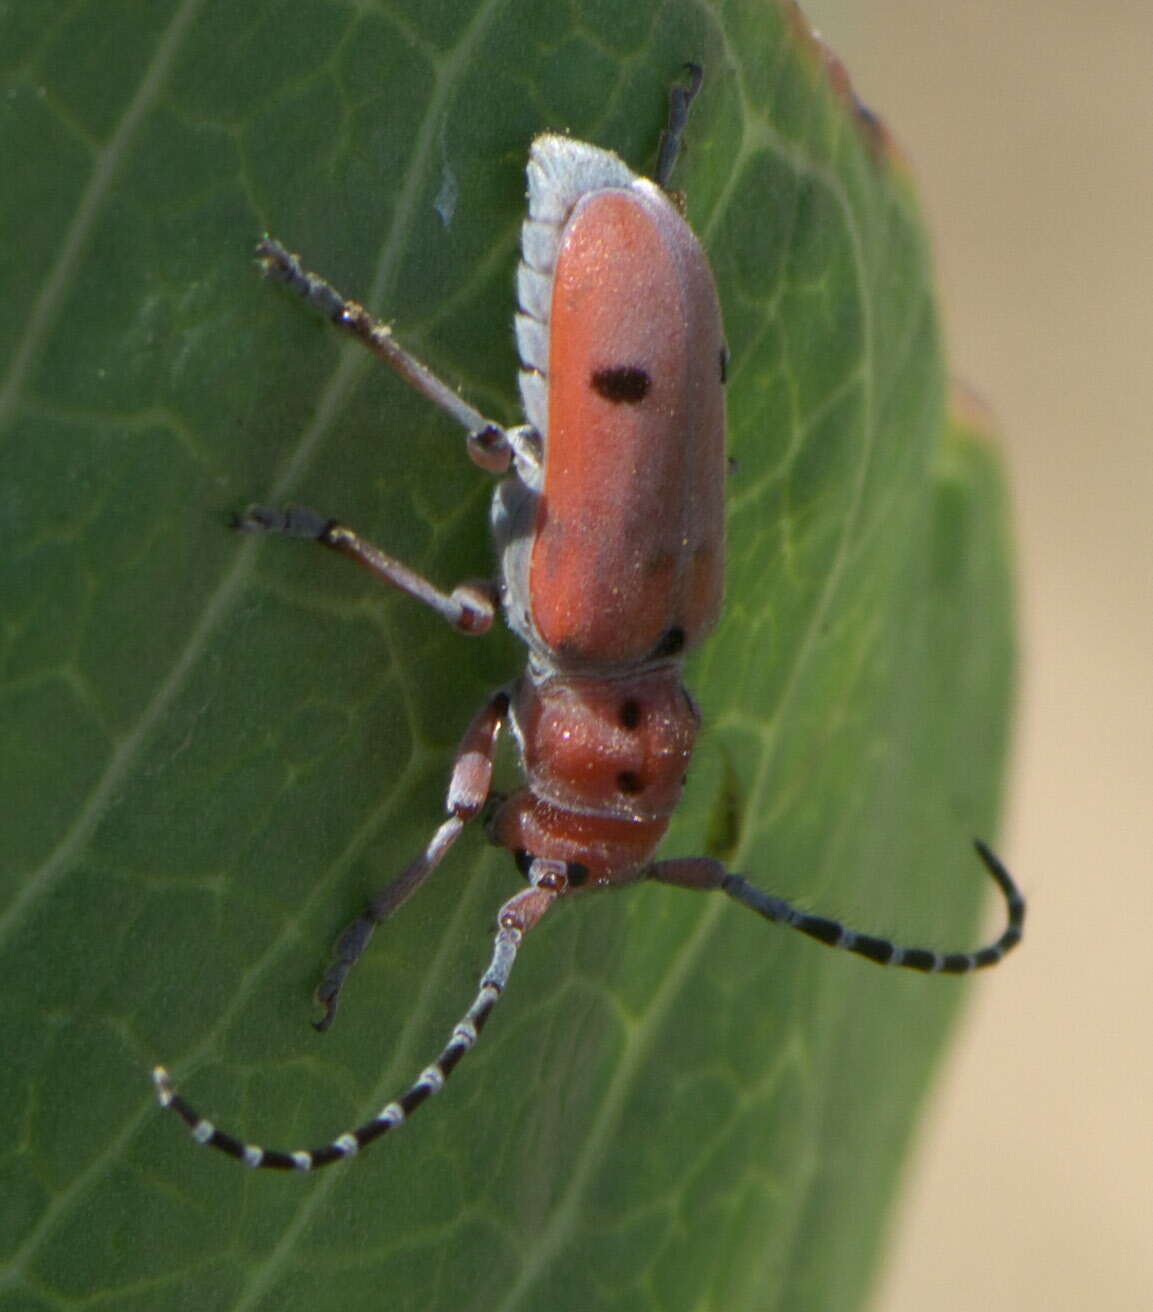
805,2,1153,1308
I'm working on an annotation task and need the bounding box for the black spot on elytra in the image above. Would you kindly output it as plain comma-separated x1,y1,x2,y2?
650,625,686,658
619,699,642,730
617,771,644,795
591,365,651,404
566,862,590,888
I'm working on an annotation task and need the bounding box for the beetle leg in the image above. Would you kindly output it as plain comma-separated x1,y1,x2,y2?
311,816,463,1035
313,690,510,1032
236,504,497,635
257,236,514,473
648,840,1025,973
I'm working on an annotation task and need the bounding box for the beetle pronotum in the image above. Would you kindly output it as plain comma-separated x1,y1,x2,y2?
155,67,1024,1171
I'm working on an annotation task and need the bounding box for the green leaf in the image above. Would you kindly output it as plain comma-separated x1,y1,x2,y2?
0,1,1014,1308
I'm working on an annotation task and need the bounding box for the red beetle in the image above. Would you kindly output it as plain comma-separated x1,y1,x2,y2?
155,68,1023,1171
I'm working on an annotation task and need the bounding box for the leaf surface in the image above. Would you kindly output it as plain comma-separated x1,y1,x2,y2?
0,2,1014,1308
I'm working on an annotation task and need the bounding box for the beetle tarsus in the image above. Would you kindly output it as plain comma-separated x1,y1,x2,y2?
656,61,705,191
312,914,378,1032
235,504,331,540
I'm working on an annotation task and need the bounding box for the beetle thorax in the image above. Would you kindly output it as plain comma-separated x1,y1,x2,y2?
488,666,699,887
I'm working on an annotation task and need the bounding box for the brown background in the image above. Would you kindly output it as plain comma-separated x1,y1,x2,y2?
803,2,1153,1307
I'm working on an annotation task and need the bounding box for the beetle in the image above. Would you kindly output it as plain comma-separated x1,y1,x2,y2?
154,67,1024,1171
